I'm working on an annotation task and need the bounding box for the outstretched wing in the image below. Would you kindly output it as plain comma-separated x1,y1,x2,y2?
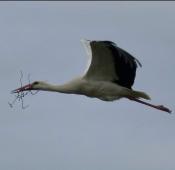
81,39,141,89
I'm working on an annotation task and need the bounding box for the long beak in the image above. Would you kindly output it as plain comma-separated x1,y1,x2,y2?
11,84,32,93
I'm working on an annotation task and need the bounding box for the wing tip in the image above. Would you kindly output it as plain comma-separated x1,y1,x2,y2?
80,38,91,44
135,58,142,67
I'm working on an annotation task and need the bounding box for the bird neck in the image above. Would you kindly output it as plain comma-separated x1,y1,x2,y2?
39,79,81,94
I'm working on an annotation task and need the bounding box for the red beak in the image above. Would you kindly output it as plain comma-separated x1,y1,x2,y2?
11,84,32,93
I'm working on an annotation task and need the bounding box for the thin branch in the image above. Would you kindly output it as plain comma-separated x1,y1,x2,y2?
28,74,39,95
8,71,39,109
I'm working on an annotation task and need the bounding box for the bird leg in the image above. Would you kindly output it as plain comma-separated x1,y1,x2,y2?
128,97,172,114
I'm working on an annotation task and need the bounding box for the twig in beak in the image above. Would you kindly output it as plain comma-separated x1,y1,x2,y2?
9,71,39,109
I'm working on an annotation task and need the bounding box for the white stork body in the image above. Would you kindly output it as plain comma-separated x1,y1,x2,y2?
12,39,171,113
31,39,149,101
36,77,148,102
35,78,125,101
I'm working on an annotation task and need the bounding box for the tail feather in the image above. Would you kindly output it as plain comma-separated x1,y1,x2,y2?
131,90,151,100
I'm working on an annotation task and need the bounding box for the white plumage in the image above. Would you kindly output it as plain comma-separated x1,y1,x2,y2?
80,39,92,74
12,39,171,113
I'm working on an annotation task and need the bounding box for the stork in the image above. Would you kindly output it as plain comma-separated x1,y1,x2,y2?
12,39,171,113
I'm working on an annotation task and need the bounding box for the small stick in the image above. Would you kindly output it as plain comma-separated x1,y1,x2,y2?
28,74,39,95
8,71,38,109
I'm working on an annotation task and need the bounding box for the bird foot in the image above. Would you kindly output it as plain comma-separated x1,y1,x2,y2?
156,105,172,114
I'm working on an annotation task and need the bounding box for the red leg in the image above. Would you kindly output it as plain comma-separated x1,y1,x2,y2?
128,98,172,114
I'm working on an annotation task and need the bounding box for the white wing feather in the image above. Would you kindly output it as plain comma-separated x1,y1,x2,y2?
80,39,141,89
80,39,92,74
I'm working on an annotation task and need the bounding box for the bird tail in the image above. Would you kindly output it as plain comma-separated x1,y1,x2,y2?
131,90,151,100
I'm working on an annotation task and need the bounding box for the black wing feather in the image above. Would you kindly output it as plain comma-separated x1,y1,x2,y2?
84,40,141,89
99,41,142,88
101,41,141,89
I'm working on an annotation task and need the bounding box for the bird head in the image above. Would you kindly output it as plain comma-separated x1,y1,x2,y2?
11,81,47,93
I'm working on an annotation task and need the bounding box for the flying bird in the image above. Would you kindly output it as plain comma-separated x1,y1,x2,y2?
12,39,171,113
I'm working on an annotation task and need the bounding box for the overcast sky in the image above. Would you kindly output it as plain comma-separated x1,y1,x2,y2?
0,2,175,170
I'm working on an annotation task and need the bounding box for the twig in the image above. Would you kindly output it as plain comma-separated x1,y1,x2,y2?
28,74,39,95
8,71,39,109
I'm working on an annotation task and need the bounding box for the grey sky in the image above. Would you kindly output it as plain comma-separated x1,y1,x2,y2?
0,2,175,170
